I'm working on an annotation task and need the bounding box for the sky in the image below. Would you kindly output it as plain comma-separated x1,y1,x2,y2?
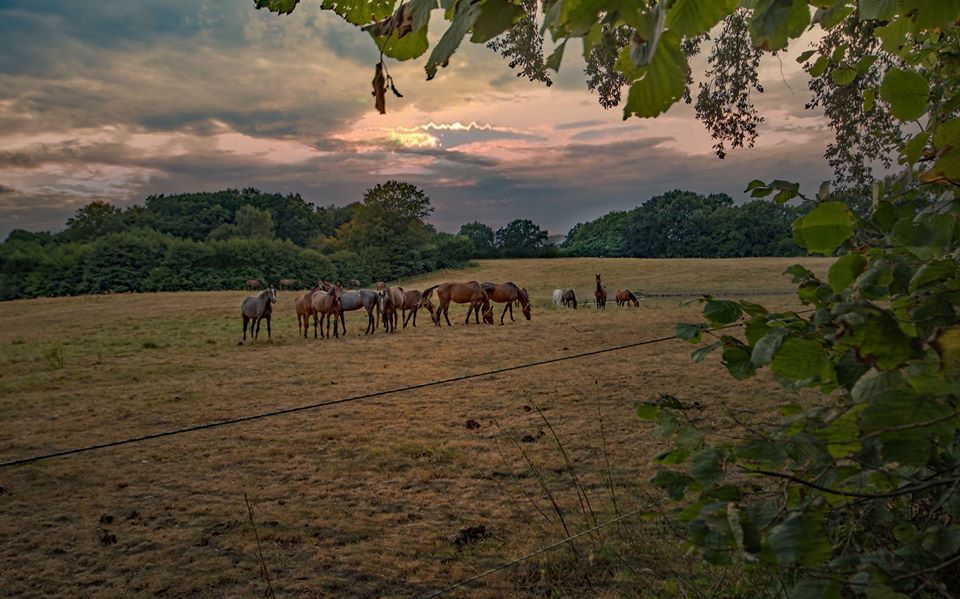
0,0,834,240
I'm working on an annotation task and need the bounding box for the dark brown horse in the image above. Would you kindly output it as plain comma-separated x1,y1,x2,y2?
594,274,607,309
615,289,639,307
481,282,531,324
311,283,343,338
245,279,263,290
421,282,494,326
397,289,426,328
279,278,301,290
241,287,276,341
377,285,398,333
561,289,577,309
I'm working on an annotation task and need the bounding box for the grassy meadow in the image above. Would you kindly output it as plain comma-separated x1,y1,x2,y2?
0,257,831,597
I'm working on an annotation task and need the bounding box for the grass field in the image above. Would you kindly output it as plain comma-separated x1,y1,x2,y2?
0,257,831,597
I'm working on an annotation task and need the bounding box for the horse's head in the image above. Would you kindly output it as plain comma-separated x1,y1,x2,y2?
420,294,436,318
482,301,494,324
267,287,277,303
522,302,532,320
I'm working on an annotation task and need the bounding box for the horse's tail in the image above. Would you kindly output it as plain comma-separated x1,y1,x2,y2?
421,285,438,302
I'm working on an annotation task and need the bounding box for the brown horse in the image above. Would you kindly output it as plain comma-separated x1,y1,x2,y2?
594,274,607,309
561,289,577,309
615,289,639,307
481,282,531,324
421,282,494,327
398,289,429,328
311,283,343,339
295,283,323,337
279,278,301,290
245,279,263,290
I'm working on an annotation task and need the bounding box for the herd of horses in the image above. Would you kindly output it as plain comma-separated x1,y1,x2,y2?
551,274,640,310
240,279,533,341
241,274,641,341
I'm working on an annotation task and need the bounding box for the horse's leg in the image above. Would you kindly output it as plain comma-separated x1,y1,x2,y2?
334,312,339,338
412,308,417,327
266,316,271,339
254,317,261,339
500,303,509,325
242,315,249,340
339,309,347,336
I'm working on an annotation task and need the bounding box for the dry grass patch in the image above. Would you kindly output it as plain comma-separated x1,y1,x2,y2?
0,258,828,597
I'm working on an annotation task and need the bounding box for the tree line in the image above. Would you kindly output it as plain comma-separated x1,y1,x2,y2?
1,185,806,301
0,183,473,301
460,189,806,259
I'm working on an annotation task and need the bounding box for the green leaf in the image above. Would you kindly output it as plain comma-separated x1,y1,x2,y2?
470,0,525,43
622,30,690,119
692,341,721,362
796,49,816,63
320,0,395,26
690,447,725,487
771,338,827,382
831,65,858,85
655,447,690,464
676,322,706,343
863,87,876,113
880,68,930,122
842,311,916,371
751,330,788,367
860,392,957,466
545,39,566,72
425,0,480,80
903,0,960,29
722,340,756,380
828,252,867,294
901,131,931,166
814,4,854,29
371,26,430,61
821,404,867,458
809,55,829,77
769,512,832,566
666,0,737,37
909,260,956,292
793,201,854,255
750,0,810,52
651,470,694,500
874,18,912,54
930,326,960,379
255,0,300,14
858,0,898,20
703,300,742,326
636,402,658,420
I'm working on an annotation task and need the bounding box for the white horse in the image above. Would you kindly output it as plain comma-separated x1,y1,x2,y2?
552,289,564,307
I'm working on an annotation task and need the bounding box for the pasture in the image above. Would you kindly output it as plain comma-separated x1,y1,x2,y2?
0,257,831,597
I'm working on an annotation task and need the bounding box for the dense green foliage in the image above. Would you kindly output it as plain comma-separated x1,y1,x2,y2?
563,190,805,257
1,184,472,300
257,0,960,595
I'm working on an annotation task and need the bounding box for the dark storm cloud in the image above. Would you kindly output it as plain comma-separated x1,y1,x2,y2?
0,184,16,194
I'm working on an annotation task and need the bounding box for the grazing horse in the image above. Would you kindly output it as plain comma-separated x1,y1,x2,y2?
295,283,323,337
346,279,362,289
278,278,300,290
481,282,532,324
245,279,263,290
241,287,277,341
615,289,639,307
338,289,380,335
311,283,343,338
422,282,494,327
398,289,428,328
561,289,577,309
552,289,564,307
594,274,607,309
377,286,398,333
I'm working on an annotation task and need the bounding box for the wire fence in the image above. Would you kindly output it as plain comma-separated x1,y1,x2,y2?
0,323,745,469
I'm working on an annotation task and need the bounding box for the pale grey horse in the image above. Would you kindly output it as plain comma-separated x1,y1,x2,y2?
241,287,277,340
338,289,380,335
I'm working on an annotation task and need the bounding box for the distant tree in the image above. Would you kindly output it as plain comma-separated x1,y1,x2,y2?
496,219,548,258
61,201,126,242
233,205,275,239
337,181,436,280
458,222,497,258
